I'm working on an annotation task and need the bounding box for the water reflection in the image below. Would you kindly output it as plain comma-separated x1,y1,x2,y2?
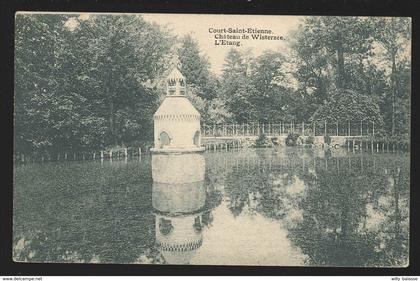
213,148,409,267
13,148,409,266
152,153,206,264
13,161,157,263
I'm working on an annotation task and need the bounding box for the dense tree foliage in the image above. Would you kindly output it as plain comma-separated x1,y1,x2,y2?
15,14,173,154
219,48,256,123
310,89,383,125
371,18,411,135
290,16,410,135
177,34,229,123
14,15,411,154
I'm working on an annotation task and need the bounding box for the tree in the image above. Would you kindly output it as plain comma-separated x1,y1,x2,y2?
372,18,411,135
178,34,219,102
205,97,232,124
15,14,174,153
291,16,411,136
310,89,383,127
291,17,374,91
15,14,73,153
178,34,224,123
74,15,174,146
289,27,331,107
250,50,294,122
178,34,210,91
220,48,257,123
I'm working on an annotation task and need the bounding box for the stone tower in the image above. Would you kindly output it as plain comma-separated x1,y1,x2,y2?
151,67,205,153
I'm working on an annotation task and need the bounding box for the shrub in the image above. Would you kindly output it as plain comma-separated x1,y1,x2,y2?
296,136,304,146
286,132,300,146
255,133,269,148
310,89,384,127
306,135,315,145
371,133,410,149
324,134,331,145
271,137,279,146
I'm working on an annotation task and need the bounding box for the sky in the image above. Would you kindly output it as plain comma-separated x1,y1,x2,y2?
142,13,302,74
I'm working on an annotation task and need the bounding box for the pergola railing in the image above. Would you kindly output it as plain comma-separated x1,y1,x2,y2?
202,121,376,137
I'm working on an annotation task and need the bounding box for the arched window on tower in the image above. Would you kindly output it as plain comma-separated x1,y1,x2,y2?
193,131,200,147
159,131,171,148
159,218,173,236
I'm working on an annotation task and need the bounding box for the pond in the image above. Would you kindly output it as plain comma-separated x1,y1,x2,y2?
13,147,410,267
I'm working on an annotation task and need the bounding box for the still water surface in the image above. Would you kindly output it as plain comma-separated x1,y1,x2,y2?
13,147,409,266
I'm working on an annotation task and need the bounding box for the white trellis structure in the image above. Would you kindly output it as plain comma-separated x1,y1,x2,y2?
202,121,376,138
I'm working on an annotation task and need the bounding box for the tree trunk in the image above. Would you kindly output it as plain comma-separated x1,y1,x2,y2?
391,53,397,136
336,39,346,89
109,99,115,145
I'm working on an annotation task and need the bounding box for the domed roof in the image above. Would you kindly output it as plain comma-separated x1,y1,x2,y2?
154,96,200,117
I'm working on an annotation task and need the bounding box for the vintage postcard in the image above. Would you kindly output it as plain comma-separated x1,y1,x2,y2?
13,12,411,267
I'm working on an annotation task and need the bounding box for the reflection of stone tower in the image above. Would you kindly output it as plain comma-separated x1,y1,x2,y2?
152,153,206,264
151,67,205,153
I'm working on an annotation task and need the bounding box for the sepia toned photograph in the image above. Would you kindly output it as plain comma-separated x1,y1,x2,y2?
13,13,411,267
